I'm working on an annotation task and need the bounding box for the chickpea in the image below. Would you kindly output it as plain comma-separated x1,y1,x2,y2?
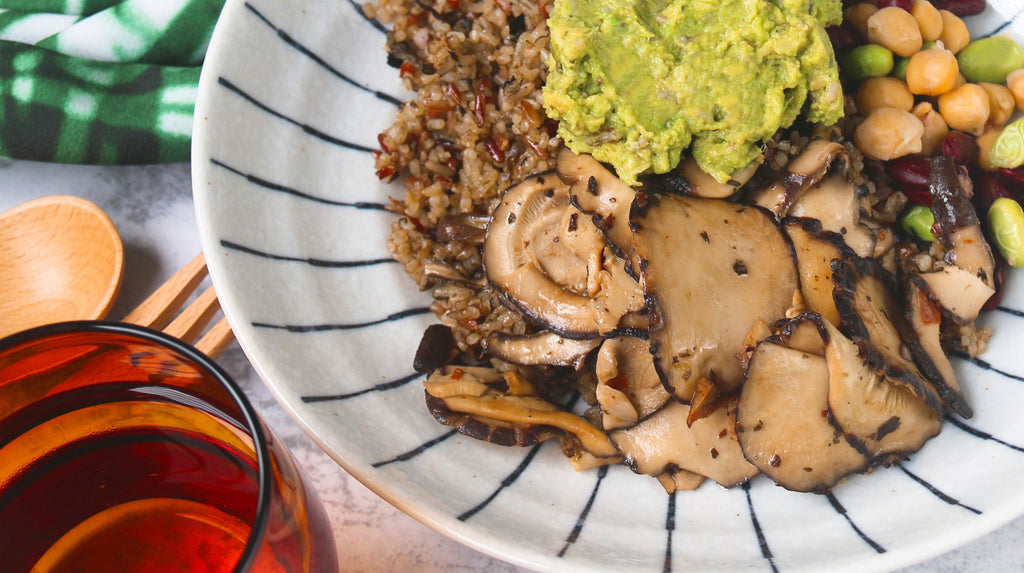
979,82,1016,128
1008,68,1024,112
857,77,914,115
911,0,944,43
854,107,925,160
867,7,924,58
912,102,949,155
937,83,990,135
937,10,970,54
976,128,1002,171
844,3,879,38
906,45,959,96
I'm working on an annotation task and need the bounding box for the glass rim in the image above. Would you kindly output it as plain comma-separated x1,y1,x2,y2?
0,320,272,573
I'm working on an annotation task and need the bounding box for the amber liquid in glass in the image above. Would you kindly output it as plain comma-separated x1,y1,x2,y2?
0,384,264,573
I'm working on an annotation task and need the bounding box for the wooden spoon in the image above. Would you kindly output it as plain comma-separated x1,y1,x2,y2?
0,195,124,339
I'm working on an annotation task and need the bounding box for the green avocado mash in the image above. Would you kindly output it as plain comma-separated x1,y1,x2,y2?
542,0,844,184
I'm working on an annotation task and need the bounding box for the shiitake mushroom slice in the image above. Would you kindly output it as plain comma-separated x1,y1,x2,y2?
483,171,643,338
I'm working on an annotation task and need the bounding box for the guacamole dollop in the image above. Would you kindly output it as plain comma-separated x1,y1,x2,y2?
542,0,844,184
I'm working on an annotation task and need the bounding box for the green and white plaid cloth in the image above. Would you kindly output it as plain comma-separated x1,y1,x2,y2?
0,0,224,164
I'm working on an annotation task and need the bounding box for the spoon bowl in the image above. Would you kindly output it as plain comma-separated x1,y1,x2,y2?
0,195,124,339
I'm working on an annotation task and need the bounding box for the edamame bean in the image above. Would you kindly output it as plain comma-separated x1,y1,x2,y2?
957,36,1024,84
990,116,1024,169
892,57,910,81
987,197,1024,267
842,44,895,80
901,205,936,242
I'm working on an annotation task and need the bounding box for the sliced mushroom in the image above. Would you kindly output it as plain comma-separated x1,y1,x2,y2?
423,258,486,287
612,399,758,488
772,312,828,356
787,175,877,258
783,218,856,327
929,155,996,289
657,468,706,493
736,340,869,493
434,213,490,243
424,365,620,459
424,365,557,447
677,157,759,199
413,324,459,373
917,265,995,324
752,140,850,217
818,316,943,460
631,194,799,400
484,171,643,337
594,336,672,430
555,148,639,274
484,330,600,370
831,256,945,414
904,276,972,418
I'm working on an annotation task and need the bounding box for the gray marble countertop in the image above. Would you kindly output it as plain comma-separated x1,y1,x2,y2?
2,158,1023,572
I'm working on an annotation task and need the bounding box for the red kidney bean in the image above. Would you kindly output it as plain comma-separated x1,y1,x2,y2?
975,171,1016,211
887,156,931,189
903,186,933,206
998,167,1024,192
875,0,912,10
931,0,986,16
942,131,980,166
827,22,861,52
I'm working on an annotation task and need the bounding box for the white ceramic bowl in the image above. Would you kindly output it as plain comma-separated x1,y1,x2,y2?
193,1,1024,571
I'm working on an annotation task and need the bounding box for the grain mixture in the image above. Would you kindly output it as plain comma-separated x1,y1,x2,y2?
367,0,557,350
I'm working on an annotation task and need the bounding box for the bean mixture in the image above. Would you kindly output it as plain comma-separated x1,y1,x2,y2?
834,0,1024,269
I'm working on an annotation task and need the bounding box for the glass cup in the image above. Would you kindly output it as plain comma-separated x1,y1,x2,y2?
0,321,339,573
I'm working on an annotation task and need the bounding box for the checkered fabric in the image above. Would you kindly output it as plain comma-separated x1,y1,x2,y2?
0,0,224,164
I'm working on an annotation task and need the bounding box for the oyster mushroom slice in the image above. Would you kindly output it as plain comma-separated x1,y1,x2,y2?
632,194,799,400
904,277,973,418
929,155,996,288
832,256,945,414
816,316,943,459
917,266,994,324
677,157,759,199
752,139,850,217
484,330,600,370
611,399,758,488
657,468,706,493
484,171,642,337
594,336,672,430
736,341,869,493
783,218,856,327
787,174,877,258
772,312,828,356
424,367,620,459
